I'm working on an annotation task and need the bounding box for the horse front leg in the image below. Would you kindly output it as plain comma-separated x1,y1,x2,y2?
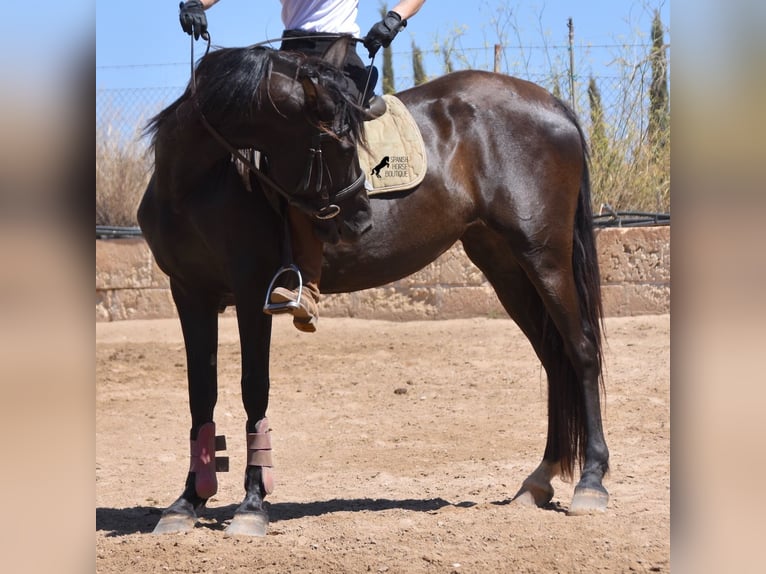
153,281,226,534
224,291,274,537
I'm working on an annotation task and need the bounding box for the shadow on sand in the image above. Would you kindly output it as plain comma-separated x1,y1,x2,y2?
97,496,467,536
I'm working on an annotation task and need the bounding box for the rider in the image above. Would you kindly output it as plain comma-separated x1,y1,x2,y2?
179,0,426,333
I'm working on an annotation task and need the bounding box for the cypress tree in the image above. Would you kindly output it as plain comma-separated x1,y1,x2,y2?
649,9,669,149
379,4,396,94
412,40,427,85
588,76,608,157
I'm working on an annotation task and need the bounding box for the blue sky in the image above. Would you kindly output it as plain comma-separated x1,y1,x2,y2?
97,1,670,92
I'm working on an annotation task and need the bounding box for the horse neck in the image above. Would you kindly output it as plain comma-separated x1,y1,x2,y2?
153,122,233,203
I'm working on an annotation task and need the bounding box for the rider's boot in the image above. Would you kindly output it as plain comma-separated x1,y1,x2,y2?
270,282,320,333
270,205,323,333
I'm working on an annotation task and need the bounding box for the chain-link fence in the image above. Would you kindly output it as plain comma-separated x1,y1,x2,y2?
97,39,667,143
96,39,670,224
97,86,183,150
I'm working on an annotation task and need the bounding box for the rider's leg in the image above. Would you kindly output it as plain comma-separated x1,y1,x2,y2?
270,205,322,333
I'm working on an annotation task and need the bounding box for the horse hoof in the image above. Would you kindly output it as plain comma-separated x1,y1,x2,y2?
568,486,609,515
510,490,539,507
152,513,197,534
511,482,554,508
224,510,269,537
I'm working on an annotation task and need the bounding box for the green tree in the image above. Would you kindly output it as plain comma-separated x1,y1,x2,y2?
411,40,427,85
648,9,669,150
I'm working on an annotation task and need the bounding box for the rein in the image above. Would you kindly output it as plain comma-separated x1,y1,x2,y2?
188,33,368,221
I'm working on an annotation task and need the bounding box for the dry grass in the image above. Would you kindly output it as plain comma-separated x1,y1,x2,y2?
586,40,670,214
589,120,670,214
96,108,151,226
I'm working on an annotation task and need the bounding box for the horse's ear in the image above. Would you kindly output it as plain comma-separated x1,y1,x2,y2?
321,37,350,69
300,76,335,122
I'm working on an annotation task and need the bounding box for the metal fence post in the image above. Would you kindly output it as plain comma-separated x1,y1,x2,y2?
568,17,577,114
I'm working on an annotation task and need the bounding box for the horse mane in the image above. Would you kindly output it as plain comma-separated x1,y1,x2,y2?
144,46,365,151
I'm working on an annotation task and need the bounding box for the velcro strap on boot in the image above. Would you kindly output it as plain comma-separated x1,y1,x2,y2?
247,417,274,494
215,434,229,472
247,450,273,466
247,433,271,450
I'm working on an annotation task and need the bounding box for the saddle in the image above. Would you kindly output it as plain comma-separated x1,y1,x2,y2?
358,95,427,195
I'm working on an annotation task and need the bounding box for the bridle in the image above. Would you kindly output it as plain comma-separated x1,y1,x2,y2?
188,33,368,221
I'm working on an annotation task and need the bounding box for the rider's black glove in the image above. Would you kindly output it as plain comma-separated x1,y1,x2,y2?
363,11,407,58
179,0,207,40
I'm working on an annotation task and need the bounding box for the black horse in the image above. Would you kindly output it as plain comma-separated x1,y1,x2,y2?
139,39,609,536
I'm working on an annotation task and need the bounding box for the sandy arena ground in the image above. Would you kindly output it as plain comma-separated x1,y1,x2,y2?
96,314,670,573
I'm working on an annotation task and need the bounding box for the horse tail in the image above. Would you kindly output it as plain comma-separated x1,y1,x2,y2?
569,104,604,368
542,100,605,480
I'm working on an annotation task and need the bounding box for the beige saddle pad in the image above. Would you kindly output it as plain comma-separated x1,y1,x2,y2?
358,95,427,196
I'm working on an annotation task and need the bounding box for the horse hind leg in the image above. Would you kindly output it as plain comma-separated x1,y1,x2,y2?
462,223,609,513
513,234,609,515
462,227,559,506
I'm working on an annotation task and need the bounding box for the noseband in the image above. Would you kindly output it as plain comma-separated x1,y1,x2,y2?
188,34,367,220
295,130,366,220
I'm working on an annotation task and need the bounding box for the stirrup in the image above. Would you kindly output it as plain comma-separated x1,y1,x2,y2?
263,264,304,315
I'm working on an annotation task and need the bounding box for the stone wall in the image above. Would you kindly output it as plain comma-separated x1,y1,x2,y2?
96,226,669,322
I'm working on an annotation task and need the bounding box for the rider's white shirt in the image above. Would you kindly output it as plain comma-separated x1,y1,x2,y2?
280,0,360,37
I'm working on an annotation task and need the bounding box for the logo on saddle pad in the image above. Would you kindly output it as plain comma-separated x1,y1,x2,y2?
358,95,427,196
371,156,390,178
370,155,413,180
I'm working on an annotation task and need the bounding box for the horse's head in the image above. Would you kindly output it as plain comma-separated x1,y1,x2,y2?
263,40,370,243
181,40,367,243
